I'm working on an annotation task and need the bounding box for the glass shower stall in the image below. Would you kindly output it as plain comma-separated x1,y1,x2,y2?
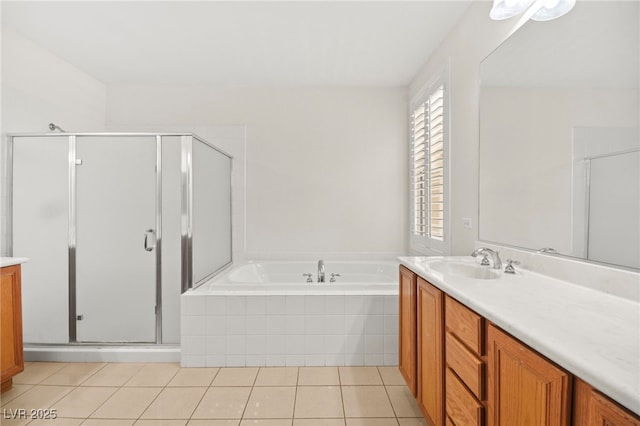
6,133,232,345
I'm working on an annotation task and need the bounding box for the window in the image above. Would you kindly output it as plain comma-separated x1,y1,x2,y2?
410,74,449,254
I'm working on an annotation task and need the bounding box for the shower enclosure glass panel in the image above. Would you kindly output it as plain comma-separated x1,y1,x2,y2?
13,137,69,343
9,132,232,346
192,139,232,284
75,136,157,342
587,150,640,269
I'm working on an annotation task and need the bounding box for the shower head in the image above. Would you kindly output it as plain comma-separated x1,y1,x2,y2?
48,123,66,132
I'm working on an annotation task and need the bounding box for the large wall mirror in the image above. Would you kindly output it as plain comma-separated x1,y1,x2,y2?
479,1,639,270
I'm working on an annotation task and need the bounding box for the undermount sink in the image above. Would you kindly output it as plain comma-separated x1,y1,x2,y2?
427,259,501,280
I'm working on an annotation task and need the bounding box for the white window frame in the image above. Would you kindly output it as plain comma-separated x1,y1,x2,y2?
409,68,451,255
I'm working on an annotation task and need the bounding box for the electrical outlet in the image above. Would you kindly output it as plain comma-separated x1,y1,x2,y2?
462,217,472,229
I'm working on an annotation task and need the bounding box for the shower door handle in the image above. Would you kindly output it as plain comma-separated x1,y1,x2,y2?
144,229,156,252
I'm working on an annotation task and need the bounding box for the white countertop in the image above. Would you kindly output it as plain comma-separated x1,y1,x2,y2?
0,257,29,267
399,256,640,416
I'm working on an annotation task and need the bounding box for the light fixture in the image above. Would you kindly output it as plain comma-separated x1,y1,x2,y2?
489,0,576,21
489,0,535,20
530,0,576,21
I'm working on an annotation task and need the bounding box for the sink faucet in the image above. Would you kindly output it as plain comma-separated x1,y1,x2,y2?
471,248,502,270
318,259,325,283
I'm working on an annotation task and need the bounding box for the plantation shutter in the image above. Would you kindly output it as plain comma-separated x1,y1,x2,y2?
411,84,445,242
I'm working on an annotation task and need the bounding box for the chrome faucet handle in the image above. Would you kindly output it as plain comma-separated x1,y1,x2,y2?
329,273,341,283
504,259,520,274
303,273,313,283
480,254,491,266
471,248,502,269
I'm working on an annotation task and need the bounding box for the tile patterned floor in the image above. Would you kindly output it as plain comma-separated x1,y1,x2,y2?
1,363,427,426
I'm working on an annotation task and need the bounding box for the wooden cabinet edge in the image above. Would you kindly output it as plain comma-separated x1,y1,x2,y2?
416,277,445,426
399,265,418,395
574,378,640,425
1,265,24,393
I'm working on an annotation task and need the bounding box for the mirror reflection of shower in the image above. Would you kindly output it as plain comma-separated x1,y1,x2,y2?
572,127,640,270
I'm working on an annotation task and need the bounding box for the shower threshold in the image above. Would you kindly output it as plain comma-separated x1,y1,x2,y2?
24,343,180,363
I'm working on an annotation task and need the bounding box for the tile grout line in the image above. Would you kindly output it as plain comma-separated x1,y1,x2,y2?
64,361,115,422
79,363,175,422
81,364,145,422
133,365,182,423
184,364,222,422
237,366,260,421
376,366,402,425
291,367,301,421
378,366,402,426
13,362,67,387
13,363,421,426
338,366,347,424
31,364,83,423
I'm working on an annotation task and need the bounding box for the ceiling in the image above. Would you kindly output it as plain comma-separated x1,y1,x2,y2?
1,1,472,86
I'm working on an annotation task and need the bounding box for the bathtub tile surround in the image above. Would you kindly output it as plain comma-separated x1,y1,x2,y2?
181,294,399,367
181,261,400,367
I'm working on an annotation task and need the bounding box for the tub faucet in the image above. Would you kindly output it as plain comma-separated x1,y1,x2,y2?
318,260,325,283
471,248,502,270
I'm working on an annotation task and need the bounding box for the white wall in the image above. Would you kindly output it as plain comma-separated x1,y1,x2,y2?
107,85,408,260
1,28,107,135
409,1,530,256
1,28,107,256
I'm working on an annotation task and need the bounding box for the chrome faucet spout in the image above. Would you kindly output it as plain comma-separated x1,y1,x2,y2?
471,248,502,269
318,260,325,283
470,248,486,258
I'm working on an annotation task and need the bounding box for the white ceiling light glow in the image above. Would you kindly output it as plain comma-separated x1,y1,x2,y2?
489,0,535,20
530,0,577,21
489,0,576,21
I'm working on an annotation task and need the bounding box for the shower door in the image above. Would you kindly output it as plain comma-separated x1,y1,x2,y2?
75,136,158,342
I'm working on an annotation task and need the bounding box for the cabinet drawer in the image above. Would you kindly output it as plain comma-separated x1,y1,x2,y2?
446,368,483,426
445,296,484,355
446,332,484,400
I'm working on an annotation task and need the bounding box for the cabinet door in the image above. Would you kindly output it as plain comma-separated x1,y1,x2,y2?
1,265,24,390
417,277,444,426
399,265,417,395
590,392,640,426
574,379,640,426
487,323,571,426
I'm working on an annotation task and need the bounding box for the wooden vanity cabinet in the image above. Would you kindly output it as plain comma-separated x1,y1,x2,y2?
445,296,485,426
1,265,24,392
573,378,640,426
416,277,444,426
399,265,418,395
399,264,639,426
486,323,572,426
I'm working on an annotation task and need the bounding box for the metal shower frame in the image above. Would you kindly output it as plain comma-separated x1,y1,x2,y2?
6,132,233,344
